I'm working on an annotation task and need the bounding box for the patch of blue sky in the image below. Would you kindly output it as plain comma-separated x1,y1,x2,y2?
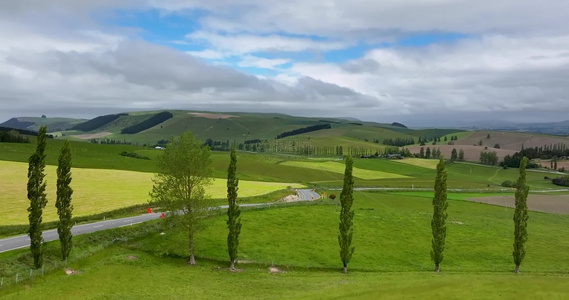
102,9,206,51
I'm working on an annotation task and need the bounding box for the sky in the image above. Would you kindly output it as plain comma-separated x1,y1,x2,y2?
1,0,569,127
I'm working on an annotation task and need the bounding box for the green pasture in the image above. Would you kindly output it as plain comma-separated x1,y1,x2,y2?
0,160,302,225
2,247,568,299
2,191,569,299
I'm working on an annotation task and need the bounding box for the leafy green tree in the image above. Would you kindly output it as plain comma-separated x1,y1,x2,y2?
426,147,431,159
419,147,425,158
338,155,355,273
513,157,529,273
431,156,448,272
56,140,74,261
150,132,213,265
27,126,48,269
451,148,458,161
458,149,465,161
226,146,242,270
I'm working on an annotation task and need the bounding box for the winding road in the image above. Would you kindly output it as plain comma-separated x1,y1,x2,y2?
0,189,320,253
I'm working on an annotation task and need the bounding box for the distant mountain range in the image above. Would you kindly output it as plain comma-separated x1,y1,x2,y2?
457,120,569,135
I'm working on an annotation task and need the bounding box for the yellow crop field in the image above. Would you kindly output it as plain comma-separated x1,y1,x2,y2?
392,158,439,169
0,161,302,225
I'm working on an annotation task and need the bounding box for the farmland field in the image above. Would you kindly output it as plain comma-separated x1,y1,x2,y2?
0,160,302,225
280,160,409,179
2,191,569,299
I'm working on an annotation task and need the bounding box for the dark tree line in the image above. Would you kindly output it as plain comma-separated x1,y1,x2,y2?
0,130,29,143
90,138,133,145
382,137,415,147
121,111,173,134
275,123,331,139
72,113,128,132
244,139,262,144
203,139,232,151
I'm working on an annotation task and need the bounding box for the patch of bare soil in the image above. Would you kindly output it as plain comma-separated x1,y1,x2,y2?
407,145,516,162
278,194,299,203
64,268,80,275
189,112,238,119
468,194,569,214
126,255,138,260
73,132,112,140
268,266,284,274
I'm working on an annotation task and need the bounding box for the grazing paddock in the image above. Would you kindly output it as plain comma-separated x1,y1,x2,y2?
468,194,569,214
0,160,302,225
280,160,409,180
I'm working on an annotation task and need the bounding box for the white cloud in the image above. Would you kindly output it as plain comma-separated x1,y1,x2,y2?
237,56,290,69
185,31,349,55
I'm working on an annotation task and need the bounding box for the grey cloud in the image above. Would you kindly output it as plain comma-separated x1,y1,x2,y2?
0,40,381,121
341,59,380,74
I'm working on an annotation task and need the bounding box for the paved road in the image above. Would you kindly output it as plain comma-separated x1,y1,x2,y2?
0,189,320,253
0,213,161,253
296,189,321,201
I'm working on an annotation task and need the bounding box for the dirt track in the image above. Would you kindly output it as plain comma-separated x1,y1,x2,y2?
73,132,112,140
468,194,569,214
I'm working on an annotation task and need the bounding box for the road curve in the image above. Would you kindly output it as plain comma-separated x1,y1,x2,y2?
296,189,321,201
0,189,320,253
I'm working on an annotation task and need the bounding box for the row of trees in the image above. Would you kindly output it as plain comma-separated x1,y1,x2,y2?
0,130,29,143
71,113,127,132
275,123,331,139
337,155,529,273
479,151,499,166
121,111,173,134
27,127,74,268
382,137,415,147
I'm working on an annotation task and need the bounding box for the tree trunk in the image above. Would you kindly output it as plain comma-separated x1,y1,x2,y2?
342,264,347,274
188,233,196,265
230,259,235,270
515,265,519,273
435,264,440,273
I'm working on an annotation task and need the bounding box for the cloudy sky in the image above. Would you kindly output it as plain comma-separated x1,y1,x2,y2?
1,1,568,126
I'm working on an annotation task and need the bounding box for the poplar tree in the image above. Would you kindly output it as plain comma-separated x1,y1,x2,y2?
27,126,48,269
451,148,458,161
513,157,529,273
431,156,448,272
227,146,242,270
338,155,355,273
56,140,74,261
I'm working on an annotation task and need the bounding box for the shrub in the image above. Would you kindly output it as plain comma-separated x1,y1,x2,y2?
501,180,516,188
329,193,337,200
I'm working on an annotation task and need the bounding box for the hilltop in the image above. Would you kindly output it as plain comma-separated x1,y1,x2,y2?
2,110,569,163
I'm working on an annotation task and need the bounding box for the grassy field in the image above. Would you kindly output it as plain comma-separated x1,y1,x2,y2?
280,160,410,180
0,160,302,225
1,191,569,299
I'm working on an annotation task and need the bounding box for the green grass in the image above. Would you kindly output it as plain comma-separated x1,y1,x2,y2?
2,191,569,299
140,192,569,273
280,160,409,180
2,247,568,299
0,160,302,225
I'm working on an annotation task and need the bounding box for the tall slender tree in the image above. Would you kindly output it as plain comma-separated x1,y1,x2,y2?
56,140,74,261
513,157,529,273
431,156,448,272
451,148,458,161
226,146,242,270
150,131,213,265
27,126,48,269
338,155,355,273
